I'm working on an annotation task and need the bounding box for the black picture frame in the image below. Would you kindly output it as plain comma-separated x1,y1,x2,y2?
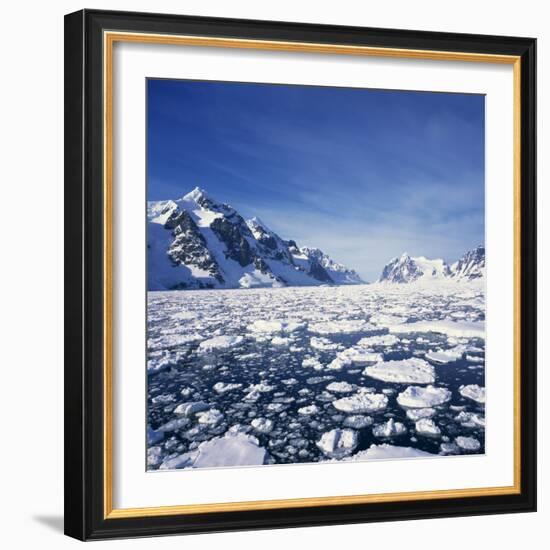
64,8,537,541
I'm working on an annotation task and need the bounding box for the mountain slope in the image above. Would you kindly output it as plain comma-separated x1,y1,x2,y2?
450,245,485,280
148,187,364,290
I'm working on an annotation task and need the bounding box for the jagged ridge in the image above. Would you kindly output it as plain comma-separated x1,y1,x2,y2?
148,187,364,290
378,246,485,284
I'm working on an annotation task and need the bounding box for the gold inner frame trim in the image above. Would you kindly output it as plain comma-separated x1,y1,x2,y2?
103,30,522,520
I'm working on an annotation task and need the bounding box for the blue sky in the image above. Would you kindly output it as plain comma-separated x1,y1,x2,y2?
147,79,485,282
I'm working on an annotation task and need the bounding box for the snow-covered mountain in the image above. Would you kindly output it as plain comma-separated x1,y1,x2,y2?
450,245,485,281
378,246,485,284
148,187,364,290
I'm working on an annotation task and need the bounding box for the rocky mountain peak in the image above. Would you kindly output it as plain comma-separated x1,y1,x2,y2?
148,188,364,290
379,246,484,284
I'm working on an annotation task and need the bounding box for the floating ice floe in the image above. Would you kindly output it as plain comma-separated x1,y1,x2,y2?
357,334,399,347
425,346,466,364
363,357,435,384
372,418,407,438
160,432,270,470
370,314,407,326
337,346,383,364
271,336,292,346
309,319,374,335
198,335,244,352
310,337,342,351
316,428,358,458
326,381,354,393
213,382,243,394
455,435,481,451
302,357,323,370
197,409,224,426
151,394,175,405
173,401,209,416
415,418,441,437
341,443,435,461
265,403,287,413
333,391,388,413
440,442,460,454
389,320,485,339
298,404,319,415
343,415,373,428
251,417,274,434
247,320,283,334
147,446,163,467
454,411,485,428
406,407,436,421
397,385,452,408
459,384,486,403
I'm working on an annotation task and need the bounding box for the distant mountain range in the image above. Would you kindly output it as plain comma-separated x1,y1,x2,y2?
147,187,485,290
377,246,485,284
147,187,363,290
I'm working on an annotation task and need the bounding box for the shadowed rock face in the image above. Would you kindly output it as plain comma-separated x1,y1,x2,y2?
451,246,485,280
308,259,333,283
210,216,254,267
164,209,224,285
379,254,425,283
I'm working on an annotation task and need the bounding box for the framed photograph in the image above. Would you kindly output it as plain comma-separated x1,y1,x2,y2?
64,9,536,541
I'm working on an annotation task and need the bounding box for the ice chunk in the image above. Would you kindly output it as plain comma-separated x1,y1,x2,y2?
198,335,244,352
160,432,270,469
213,382,243,394
316,428,359,458
327,354,352,371
196,409,224,426
147,446,163,468
309,319,374,335
389,320,484,339
326,381,354,394
440,442,460,454
459,384,486,403
425,346,466,364
302,357,323,370
415,418,441,437
397,385,452,408
406,407,436,421
342,443,435,461
247,320,284,333
271,336,291,346
454,411,485,428
455,436,481,451
333,391,388,413
372,418,407,438
173,401,209,416
251,417,274,434
363,357,435,384
310,337,342,351
357,334,399,347
343,415,373,428
298,404,319,415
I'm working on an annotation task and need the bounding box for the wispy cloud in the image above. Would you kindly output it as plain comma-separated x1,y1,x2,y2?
148,79,485,281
